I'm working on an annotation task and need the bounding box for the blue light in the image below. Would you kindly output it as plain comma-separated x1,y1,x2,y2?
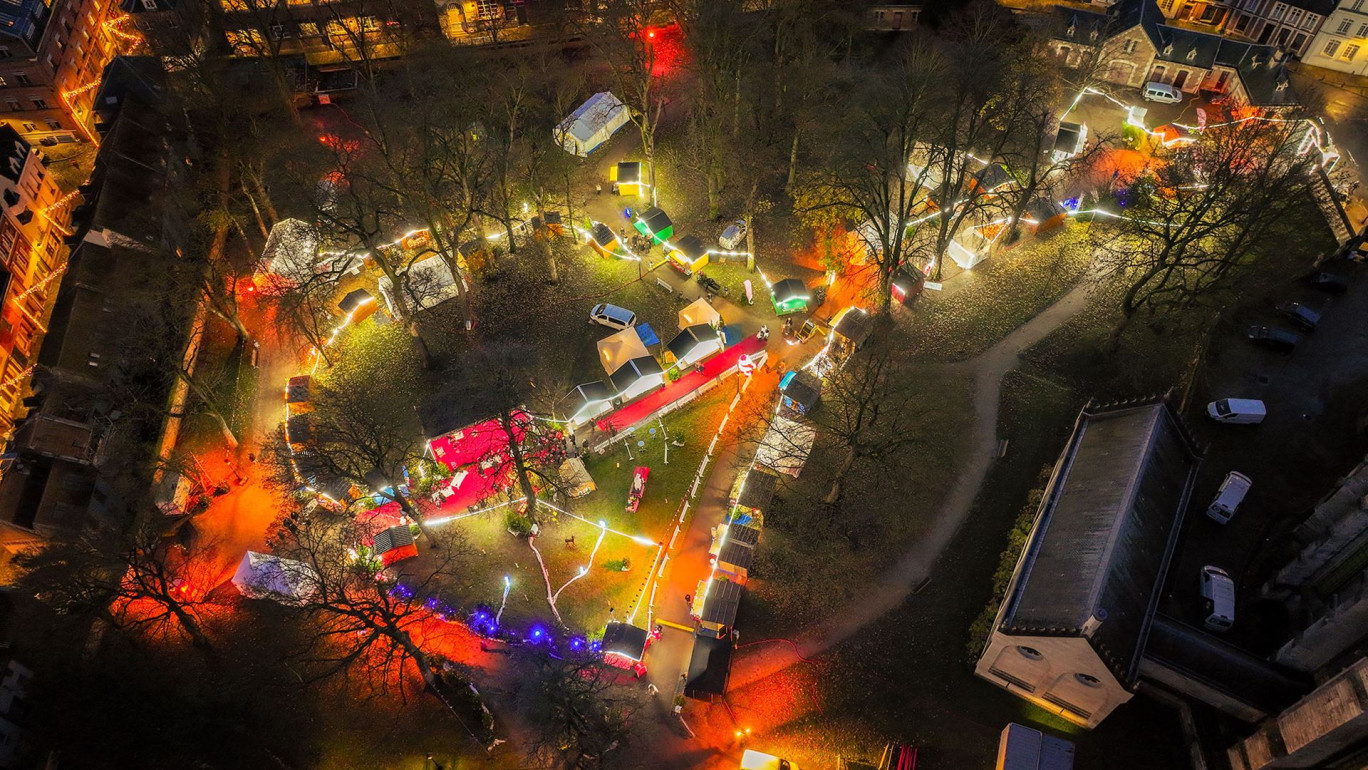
1063,197,1081,212
779,371,796,390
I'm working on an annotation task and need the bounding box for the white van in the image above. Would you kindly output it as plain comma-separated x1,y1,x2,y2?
1143,81,1183,104
1200,565,1235,632
1206,471,1252,524
589,303,637,330
1207,398,1266,425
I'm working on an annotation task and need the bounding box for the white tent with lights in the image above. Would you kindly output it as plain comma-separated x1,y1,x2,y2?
678,298,721,330
555,92,630,156
231,551,319,606
377,255,463,315
597,327,650,375
755,416,816,479
260,218,320,277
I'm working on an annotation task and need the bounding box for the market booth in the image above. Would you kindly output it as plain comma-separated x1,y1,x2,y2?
377,254,462,314
1025,197,1068,235
732,469,777,525
755,416,816,479
338,288,378,322
678,297,721,329
563,381,615,428
373,525,418,567
634,206,674,246
602,622,651,677
891,267,925,307
685,631,735,702
769,278,810,316
831,306,873,353
710,525,758,584
667,235,709,276
588,222,622,259
609,356,666,403
694,576,743,638
612,161,644,197
232,551,318,605
559,457,597,497
778,370,821,419
555,92,629,156
666,324,723,369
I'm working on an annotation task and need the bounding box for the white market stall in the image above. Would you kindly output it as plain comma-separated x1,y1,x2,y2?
755,416,816,479
666,324,723,368
555,92,630,156
377,255,464,315
231,551,319,606
609,356,666,403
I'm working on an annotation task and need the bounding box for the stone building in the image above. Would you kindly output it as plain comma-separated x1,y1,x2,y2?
1301,0,1368,76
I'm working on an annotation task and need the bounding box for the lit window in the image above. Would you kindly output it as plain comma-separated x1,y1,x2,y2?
1358,22,1368,36
1347,43,1361,60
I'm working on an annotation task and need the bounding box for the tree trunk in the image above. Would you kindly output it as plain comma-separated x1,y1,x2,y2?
501,412,539,526
178,369,238,448
706,170,721,221
242,179,270,240
786,128,801,196
824,447,856,506
546,243,560,284
169,599,214,653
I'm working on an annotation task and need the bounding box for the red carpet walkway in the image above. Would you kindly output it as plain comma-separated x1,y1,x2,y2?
595,334,767,434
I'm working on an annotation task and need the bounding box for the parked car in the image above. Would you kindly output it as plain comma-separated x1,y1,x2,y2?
1277,302,1321,331
1143,81,1183,103
589,303,637,330
1206,471,1252,524
1207,398,1266,425
1304,271,1348,294
718,219,747,250
1246,325,1300,352
1200,565,1235,632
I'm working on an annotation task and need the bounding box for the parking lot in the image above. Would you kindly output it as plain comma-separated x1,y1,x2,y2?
1164,256,1368,651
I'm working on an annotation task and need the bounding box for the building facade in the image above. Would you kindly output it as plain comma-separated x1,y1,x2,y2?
1302,0,1368,75
0,0,127,144
1224,0,1334,57
0,126,70,442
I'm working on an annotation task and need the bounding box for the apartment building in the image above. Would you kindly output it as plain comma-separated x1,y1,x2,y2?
1222,0,1333,57
1302,0,1368,74
0,126,71,442
0,0,126,144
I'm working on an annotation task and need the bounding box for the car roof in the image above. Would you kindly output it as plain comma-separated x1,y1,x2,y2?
599,304,633,320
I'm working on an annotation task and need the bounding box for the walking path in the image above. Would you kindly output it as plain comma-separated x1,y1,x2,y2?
726,279,1095,691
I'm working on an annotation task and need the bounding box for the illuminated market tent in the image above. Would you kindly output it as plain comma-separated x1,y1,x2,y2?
769,278,810,315
667,234,709,276
731,469,777,525
562,380,615,428
695,576,743,637
597,327,650,374
608,356,666,403
710,522,758,584
891,267,924,307
337,288,378,322
377,254,463,314
558,457,596,497
678,297,721,329
259,218,322,277
587,222,622,259
831,306,873,353
555,92,629,156
612,161,644,197
755,416,815,478
373,525,418,566
633,206,674,246
970,161,1015,196
947,224,995,270
666,324,723,369
1025,197,1068,235
232,551,318,605
685,633,734,702
602,622,651,676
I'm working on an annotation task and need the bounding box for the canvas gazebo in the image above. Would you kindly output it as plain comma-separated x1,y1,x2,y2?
555,92,629,156
666,324,723,369
678,297,721,329
232,551,318,605
597,327,650,375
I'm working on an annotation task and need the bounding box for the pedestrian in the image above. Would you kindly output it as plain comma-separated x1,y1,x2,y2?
684,593,692,606
596,183,603,195
247,452,256,463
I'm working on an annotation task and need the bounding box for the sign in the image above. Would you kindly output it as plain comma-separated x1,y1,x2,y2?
924,281,943,291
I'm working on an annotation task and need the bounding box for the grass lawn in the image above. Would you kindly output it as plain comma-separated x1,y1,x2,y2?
892,223,1094,363
744,365,976,639
424,386,732,636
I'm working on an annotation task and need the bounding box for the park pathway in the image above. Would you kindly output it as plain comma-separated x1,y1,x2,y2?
725,278,1096,692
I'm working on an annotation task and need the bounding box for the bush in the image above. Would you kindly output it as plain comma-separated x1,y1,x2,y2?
965,467,1052,660
602,557,630,572
506,510,534,537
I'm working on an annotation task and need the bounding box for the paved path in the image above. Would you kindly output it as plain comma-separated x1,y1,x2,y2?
726,279,1096,692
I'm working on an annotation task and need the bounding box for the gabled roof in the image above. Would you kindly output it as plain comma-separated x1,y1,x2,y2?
602,622,649,659
567,381,613,412
667,324,721,360
998,400,1200,687
672,234,707,260
701,578,744,626
736,468,779,513
558,92,627,144
616,161,641,184
717,540,754,570
726,520,761,547
771,278,810,304
637,206,673,235
608,356,664,391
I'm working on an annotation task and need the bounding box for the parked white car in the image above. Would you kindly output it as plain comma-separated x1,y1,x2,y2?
589,303,637,330
719,219,747,250
1200,565,1235,632
1143,81,1183,103
1206,471,1252,524
1207,398,1266,425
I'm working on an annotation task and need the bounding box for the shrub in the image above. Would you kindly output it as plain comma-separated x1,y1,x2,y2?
506,510,534,537
965,467,1052,660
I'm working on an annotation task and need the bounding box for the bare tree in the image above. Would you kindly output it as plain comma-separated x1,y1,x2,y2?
1095,115,1319,346
513,647,635,767
588,0,670,207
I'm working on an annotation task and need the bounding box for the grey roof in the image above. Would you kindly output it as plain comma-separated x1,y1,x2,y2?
673,234,707,260
999,401,1200,686
726,520,761,547
717,540,755,570
700,578,744,626
781,370,822,409
1054,122,1084,155
1143,615,1308,712
833,307,873,347
608,356,664,392
685,633,734,697
616,162,641,185
667,324,721,360
638,207,672,234
567,381,613,413
560,93,626,144
736,468,779,512
771,278,810,304
602,622,649,659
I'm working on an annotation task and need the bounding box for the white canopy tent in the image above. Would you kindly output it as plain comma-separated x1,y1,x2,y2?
598,327,650,374
755,416,816,479
231,551,319,606
260,218,320,277
678,298,722,330
555,92,630,156
377,255,463,315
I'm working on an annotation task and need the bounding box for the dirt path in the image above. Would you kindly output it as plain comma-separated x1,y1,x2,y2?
727,279,1095,690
